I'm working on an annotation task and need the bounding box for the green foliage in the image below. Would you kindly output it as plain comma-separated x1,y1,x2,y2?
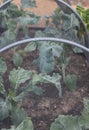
13,52,23,67
38,43,55,73
50,99,89,130
0,64,63,126
0,80,6,96
21,0,36,8
64,74,77,91
1,117,34,130
0,58,7,75
5,4,26,18
51,7,81,43
42,73,62,96
8,67,45,97
18,15,39,27
9,67,32,89
16,117,34,130
0,67,33,125
34,41,63,73
24,42,37,52
76,5,89,31
0,29,16,48
0,1,88,129
50,115,79,130
11,107,27,126
79,99,89,129
0,98,11,121
28,72,62,96
0,1,40,47
72,46,83,53
29,85,44,95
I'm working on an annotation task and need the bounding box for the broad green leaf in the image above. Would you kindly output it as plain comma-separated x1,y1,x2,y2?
39,44,55,73
16,117,34,130
13,82,43,101
13,91,28,102
79,99,89,129
71,13,79,27
77,98,89,128
1,29,16,46
79,116,89,129
13,83,33,102
13,53,23,67
0,58,7,75
24,42,37,52
50,115,80,130
31,73,43,84
42,73,62,96
63,57,71,67
11,107,27,126
1,117,34,130
35,31,46,38
9,68,33,89
83,98,89,113
0,98,11,121
51,44,63,57
30,85,44,95
38,42,63,73
50,99,89,130
73,47,83,53
64,74,77,91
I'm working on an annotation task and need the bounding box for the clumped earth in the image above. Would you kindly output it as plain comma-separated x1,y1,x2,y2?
0,0,89,130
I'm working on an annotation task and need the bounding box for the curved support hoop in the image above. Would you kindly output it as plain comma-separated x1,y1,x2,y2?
55,0,89,47
0,37,89,53
0,0,89,61
0,0,13,10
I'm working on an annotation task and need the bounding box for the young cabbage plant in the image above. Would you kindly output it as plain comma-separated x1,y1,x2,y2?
12,41,38,67
0,64,33,126
58,44,78,91
0,1,40,48
0,58,63,126
24,39,77,92
44,6,87,92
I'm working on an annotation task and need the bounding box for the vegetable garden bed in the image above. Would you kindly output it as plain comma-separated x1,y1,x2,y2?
1,43,89,130
0,0,89,130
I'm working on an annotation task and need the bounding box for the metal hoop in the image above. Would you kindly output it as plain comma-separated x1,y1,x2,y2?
0,0,89,61
0,0,13,10
0,37,89,53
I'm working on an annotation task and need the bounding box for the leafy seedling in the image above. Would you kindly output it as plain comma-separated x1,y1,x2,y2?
64,74,77,91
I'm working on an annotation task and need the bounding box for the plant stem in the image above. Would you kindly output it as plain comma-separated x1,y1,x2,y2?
61,63,66,82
